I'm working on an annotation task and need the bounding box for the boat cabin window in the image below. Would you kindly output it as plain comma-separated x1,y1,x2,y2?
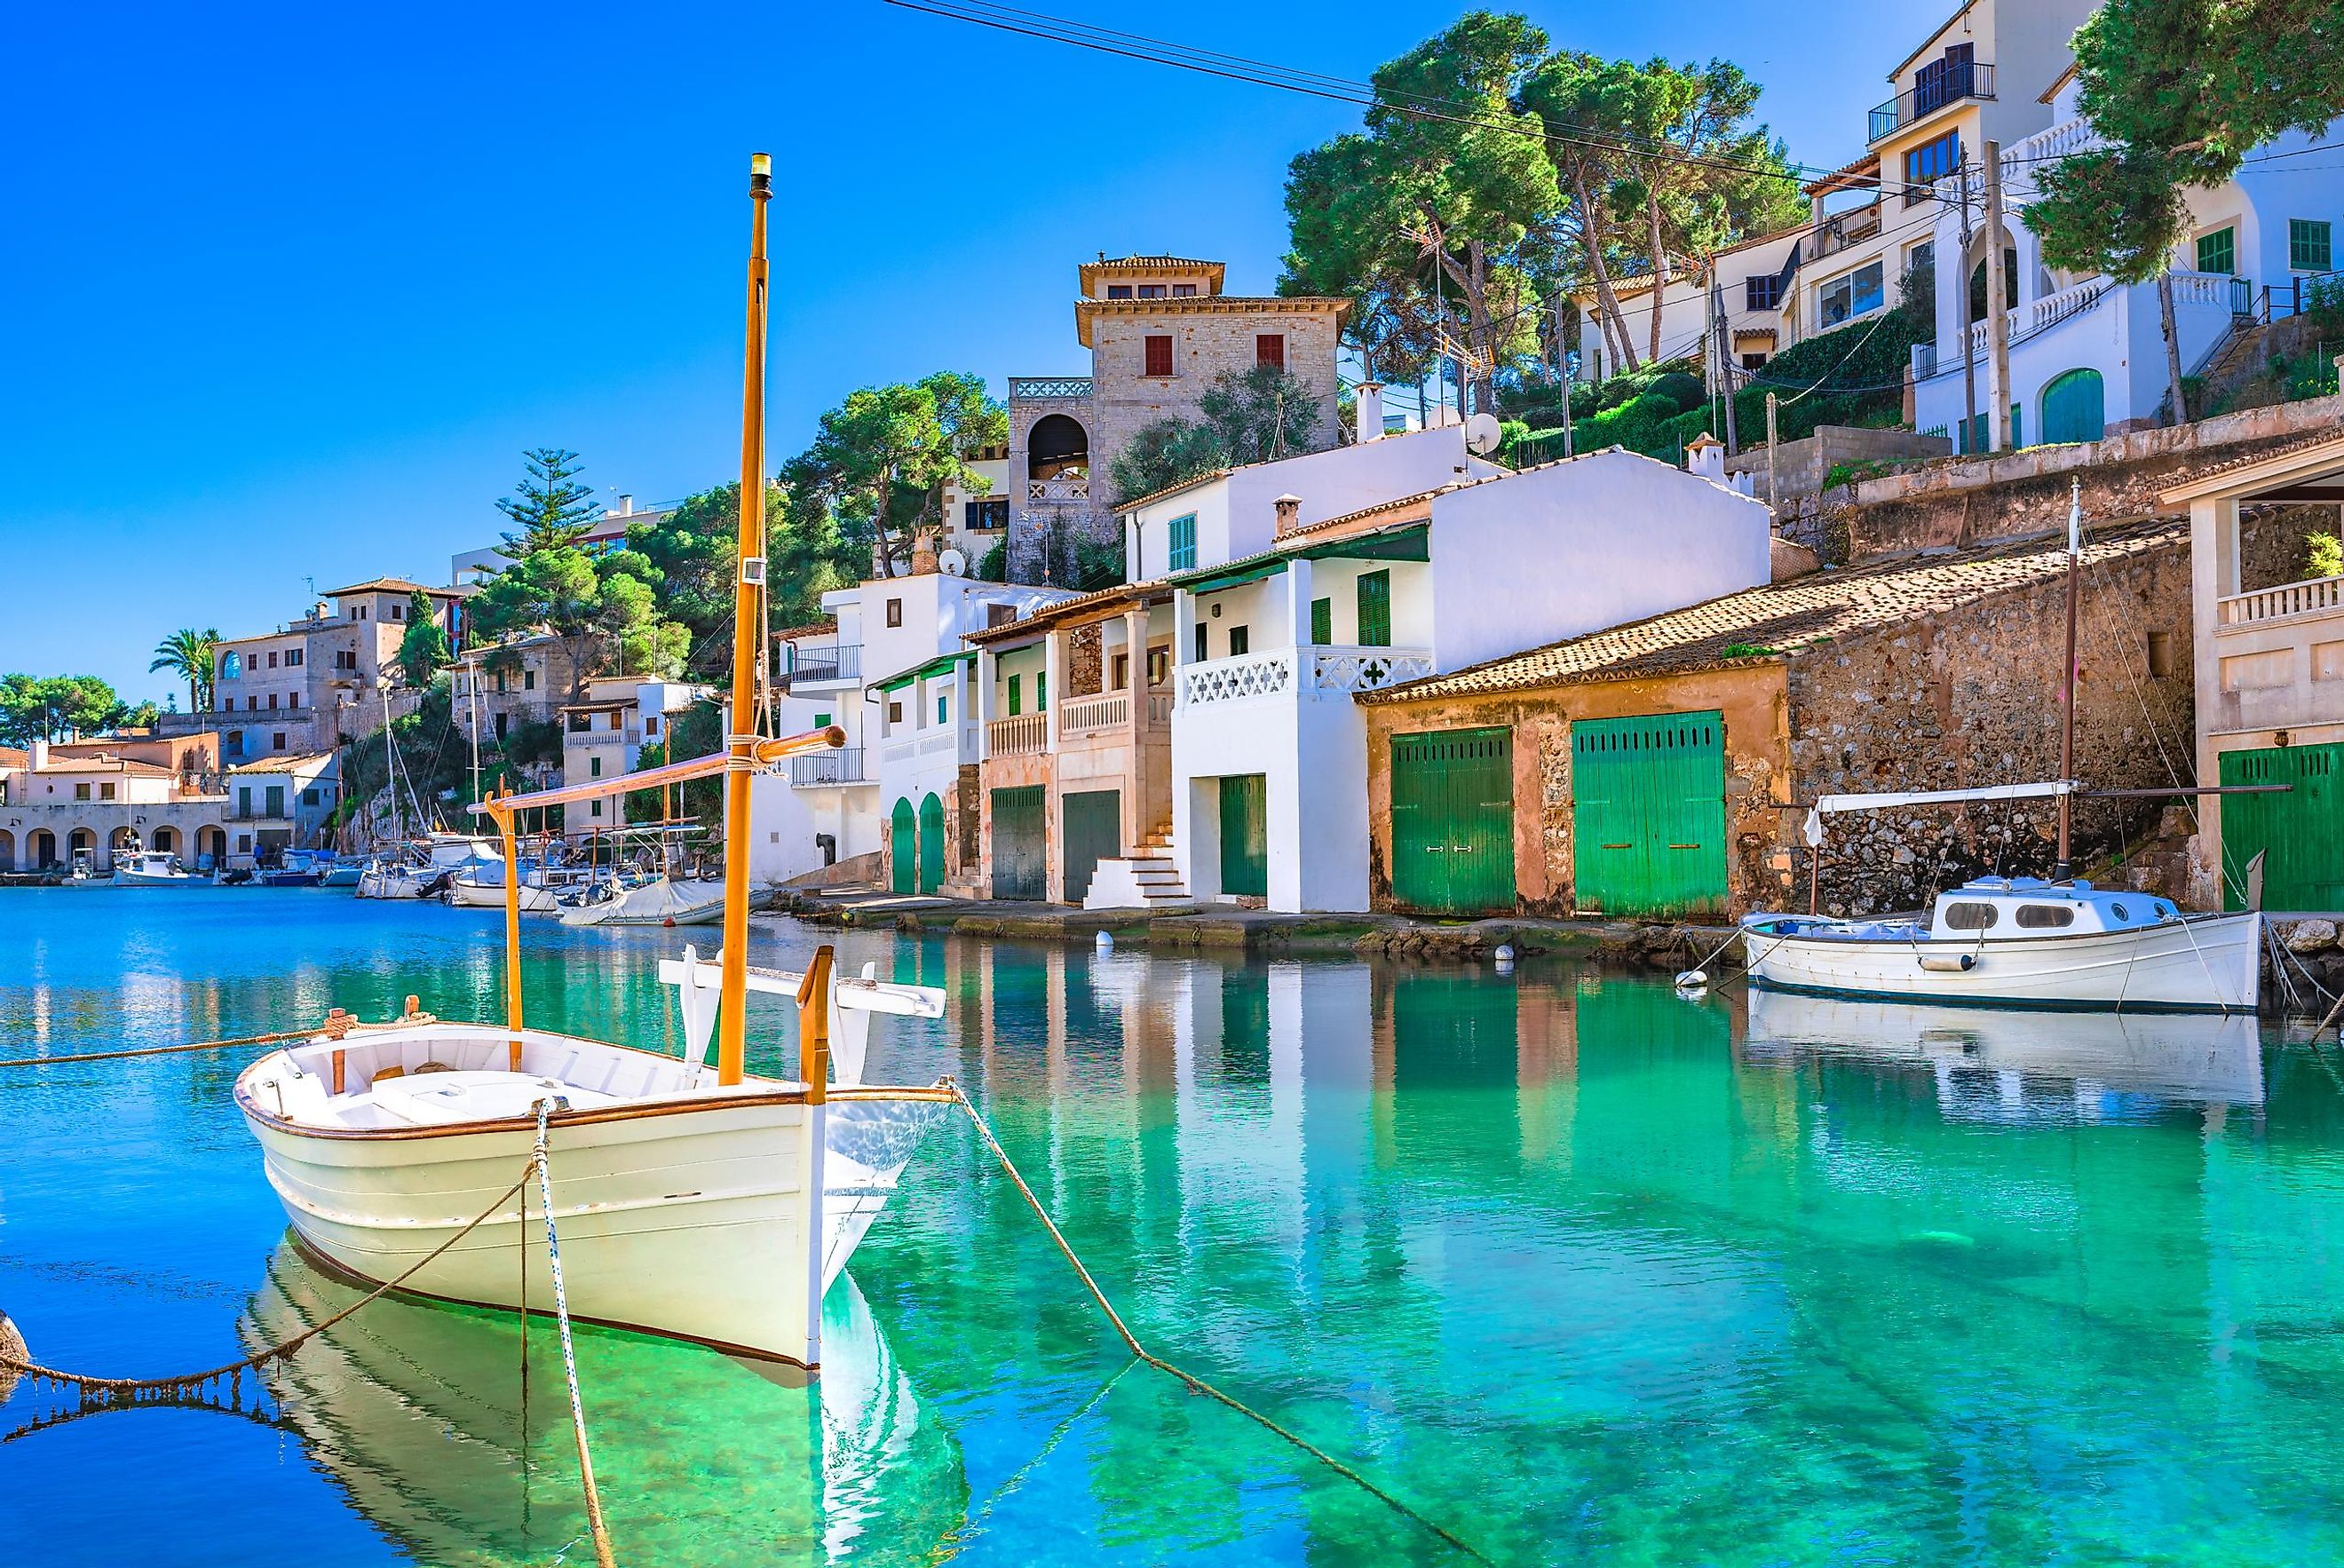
1942,902,1999,930
2015,905,2076,928
2110,902,2131,922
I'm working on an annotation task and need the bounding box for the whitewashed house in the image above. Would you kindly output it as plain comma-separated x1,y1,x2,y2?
558,675,711,840
1146,447,1774,913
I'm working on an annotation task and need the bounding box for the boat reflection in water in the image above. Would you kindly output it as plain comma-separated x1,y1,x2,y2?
1744,987,2265,1119
238,1242,965,1565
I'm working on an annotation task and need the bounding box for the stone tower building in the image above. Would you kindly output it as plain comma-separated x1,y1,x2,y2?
1006,255,1347,581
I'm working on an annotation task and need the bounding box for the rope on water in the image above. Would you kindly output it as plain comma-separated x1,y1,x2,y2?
946,1082,1494,1566
532,1099,620,1568
0,1027,312,1071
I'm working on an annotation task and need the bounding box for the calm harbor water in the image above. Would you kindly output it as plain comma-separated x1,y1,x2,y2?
4,893,2344,1565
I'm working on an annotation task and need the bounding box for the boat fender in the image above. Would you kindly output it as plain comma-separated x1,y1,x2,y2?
1096,930,1113,951
1917,952,1977,973
1674,969,1708,992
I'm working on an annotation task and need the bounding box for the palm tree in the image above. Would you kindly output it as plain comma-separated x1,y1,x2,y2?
149,628,221,717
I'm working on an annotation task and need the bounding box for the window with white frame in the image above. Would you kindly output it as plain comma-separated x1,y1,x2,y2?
1818,262,1884,329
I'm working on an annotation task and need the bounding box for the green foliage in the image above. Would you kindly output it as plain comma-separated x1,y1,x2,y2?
503,718,563,770
341,685,474,828
625,487,744,675
2303,274,2344,336
661,700,725,828
1719,643,1779,659
767,472,866,629
1108,364,1329,505
393,590,451,688
2308,529,2343,582
786,371,1007,579
0,673,130,744
1822,459,1898,492
148,628,220,715
1644,370,1706,414
976,537,1008,583
495,447,600,560
1111,417,1231,508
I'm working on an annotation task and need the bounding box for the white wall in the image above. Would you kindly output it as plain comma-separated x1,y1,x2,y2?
1425,450,1773,674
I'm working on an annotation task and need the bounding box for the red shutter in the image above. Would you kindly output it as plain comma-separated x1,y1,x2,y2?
1145,336,1173,376
1256,333,1286,369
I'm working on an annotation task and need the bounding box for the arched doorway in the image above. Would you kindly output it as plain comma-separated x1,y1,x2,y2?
1027,414,1089,482
890,797,917,894
917,793,946,895
0,829,12,871
151,826,177,856
196,826,226,870
1968,245,2019,323
110,826,141,858
68,828,97,868
2039,368,2106,446
28,830,57,869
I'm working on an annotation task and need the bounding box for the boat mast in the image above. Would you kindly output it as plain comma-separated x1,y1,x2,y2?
2055,478,2081,881
717,152,772,1089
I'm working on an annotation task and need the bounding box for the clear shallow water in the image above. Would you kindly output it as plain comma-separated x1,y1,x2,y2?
4,893,2344,1564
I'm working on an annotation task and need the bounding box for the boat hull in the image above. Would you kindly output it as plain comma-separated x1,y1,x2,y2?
1743,912,2263,1012
447,877,557,912
242,1081,826,1364
560,879,727,928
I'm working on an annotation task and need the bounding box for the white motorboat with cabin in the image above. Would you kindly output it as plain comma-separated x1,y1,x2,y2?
358,834,501,899
234,154,951,1371
109,849,205,887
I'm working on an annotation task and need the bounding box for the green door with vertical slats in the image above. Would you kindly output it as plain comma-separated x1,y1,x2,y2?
917,793,946,894
1390,727,1516,914
1571,710,1729,918
1357,570,1391,647
2220,742,2344,910
990,786,1046,899
1061,788,1121,905
1218,774,1268,898
890,797,917,894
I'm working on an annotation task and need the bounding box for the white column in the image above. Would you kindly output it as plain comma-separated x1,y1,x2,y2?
1173,591,1196,682
1284,558,1316,651
1043,628,1067,749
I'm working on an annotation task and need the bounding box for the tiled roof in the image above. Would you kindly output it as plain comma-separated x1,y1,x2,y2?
34,756,178,777
962,581,1171,645
1802,151,1881,198
2157,428,2344,503
770,617,838,642
326,577,440,596
227,752,337,774
0,747,26,770
1362,516,2188,705
1117,468,1235,513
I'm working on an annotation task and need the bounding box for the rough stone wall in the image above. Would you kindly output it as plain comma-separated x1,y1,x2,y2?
1722,424,1952,497
1785,536,2197,915
1837,391,2344,562
1068,624,1104,697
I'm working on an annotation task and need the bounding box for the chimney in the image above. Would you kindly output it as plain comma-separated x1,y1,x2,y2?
617,494,635,516
910,528,942,575
1355,382,1384,443
1684,432,1727,481
30,739,49,770
1273,494,1303,536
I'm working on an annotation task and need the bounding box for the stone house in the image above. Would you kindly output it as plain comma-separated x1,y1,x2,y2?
1007,254,1347,580
0,737,232,872
1356,516,2195,921
558,676,711,841
213,578,466,762
224,751,342,862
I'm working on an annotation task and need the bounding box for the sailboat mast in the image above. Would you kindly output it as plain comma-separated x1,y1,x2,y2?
2055,478,2081,880
716,153,772,1089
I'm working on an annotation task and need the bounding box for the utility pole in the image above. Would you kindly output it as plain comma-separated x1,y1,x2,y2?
1959,156,1978,454
1711,262,1739,455
1982,139,2012,453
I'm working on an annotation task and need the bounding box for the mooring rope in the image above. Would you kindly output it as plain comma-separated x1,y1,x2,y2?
532,1099,620,1568
0,1027,310,1071
945,1083,1493,1566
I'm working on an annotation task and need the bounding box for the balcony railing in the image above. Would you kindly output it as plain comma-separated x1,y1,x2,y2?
1059,692,1128,733
1806,203,1881,264
986,713,1048,756
1868,61,1994,143
2218,574,2344,629
1309,645,1435,694
1008,376,1094,400
784,644,861,686
788,748,866,787
1180,648,1296,706
1027,477,1090,503
1178,645,1436,707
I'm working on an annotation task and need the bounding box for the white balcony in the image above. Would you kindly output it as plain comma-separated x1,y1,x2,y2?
1059,692,1128,734
788,748,867,787
2219,574,2344,629
986,713,1047,756
1177,645,1433,709
1027,477,1089,503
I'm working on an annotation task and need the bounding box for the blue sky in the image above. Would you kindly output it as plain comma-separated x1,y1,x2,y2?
0,1,1920,700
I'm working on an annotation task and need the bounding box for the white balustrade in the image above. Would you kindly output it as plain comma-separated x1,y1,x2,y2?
1145,691,1175,725
1179,648,1296,706
1027,477,1090,502
2217,574,2344,628
986,714,1048,756
1058,693,1128,733
1309,645,1435,694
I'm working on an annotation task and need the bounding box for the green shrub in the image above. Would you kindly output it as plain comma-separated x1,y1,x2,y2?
1646,370,1706,414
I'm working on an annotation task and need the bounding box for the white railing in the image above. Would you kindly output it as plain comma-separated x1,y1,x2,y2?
788,748,865,787
1059,693,1128,733
1180,648,1296,707
1028,477,1089,502
2167,271,2237,311
2218,574,2344,628
1145,691,1175,725
986,714,1047,756
2009,115,2100,171
2031,278,2109,334
1309,645,1435,694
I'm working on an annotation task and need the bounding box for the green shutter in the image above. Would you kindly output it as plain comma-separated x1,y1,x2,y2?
2219,743,2344,910
1390,728,1515,914
1008,675,1022,717
1310,597,1332,645
2292,218,2332,273
1060,788,1121,904
890,797,917,894
2197,226,2236,275
1570,711,1729,918
1357,570,1391,647
1035,672,1047,712
1194,624,1208,661
990,786,1047,899
1218,774,1268,897
1168,513,1197,572
1227,625,1249,657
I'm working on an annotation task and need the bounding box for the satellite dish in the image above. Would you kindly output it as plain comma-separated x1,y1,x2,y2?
938,548,970,577
1464,412,1504,455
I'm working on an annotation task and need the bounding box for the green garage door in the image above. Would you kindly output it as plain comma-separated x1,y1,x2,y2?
2220,742,2344,910
1218,774,1268,898
1572,710,1729,918
1390,727,1516,915
991,786,1047,900
1060,788,1121,905
890,797,916,894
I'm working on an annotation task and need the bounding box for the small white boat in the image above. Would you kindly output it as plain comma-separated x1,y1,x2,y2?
235,951,944,1366
318,858,363,889
110,850,205,888
444,854,590,912
358,835,502,899
1743,876,2262,1013
558,873,727,928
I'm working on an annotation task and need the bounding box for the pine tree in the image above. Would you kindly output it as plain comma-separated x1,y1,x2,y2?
495,447,601,560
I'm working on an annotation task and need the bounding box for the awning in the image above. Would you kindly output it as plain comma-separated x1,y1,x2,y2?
1802,780,2075,846
1298,523,1429,564
1174,557,1288,596
876,649,976,694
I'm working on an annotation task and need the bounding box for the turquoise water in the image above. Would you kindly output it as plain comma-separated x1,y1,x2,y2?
5,892,2344,1564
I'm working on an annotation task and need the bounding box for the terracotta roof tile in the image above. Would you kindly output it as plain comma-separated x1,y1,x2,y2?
1362,516,2187,705
2157,428,2344,502
962,582,1171,645
770,618,838,642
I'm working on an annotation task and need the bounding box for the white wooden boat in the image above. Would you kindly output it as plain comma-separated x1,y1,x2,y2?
558,874,727,928
234,950,945,1366
358,835,501,899
1742,988,2266,1107
109,850,204,887
1742,876,2261,1013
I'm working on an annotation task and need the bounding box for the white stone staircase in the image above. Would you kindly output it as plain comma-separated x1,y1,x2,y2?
1082,820,1192,910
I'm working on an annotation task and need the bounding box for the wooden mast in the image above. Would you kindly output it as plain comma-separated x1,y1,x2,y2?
717,153,772,1089
2055,478,2081,880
